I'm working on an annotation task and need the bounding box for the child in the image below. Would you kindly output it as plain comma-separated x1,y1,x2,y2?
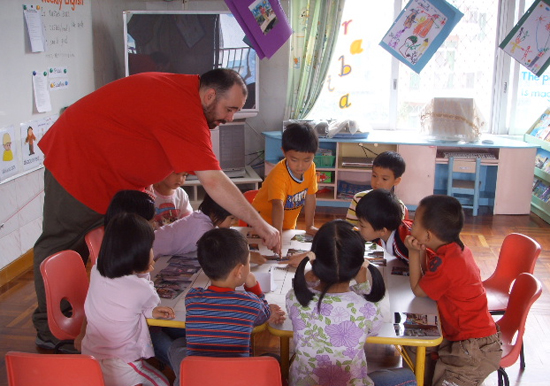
252,122,319,254
356,189,413,264
405,195,502,386
287,220,416,386
81,213,176,386
103,189,156,228
147,171,193,229
168,228,285,384
152,193,237,258
347,151,406,225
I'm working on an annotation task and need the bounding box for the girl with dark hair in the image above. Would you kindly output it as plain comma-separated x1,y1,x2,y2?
81,213,175,386
286,220,416,386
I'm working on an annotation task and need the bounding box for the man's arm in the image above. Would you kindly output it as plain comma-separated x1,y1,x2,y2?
195,170,280,249
271,199,284,255
304,194,318,235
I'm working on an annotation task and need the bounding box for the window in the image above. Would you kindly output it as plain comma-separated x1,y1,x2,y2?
307,0,541,136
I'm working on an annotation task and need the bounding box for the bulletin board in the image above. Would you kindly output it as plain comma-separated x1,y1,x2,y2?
0,0,93,183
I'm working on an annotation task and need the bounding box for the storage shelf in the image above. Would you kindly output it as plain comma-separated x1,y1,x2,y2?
534,167,550,181
525,131,550,224
263,130,537,214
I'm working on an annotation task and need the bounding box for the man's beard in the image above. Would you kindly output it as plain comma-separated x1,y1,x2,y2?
203,101,226,129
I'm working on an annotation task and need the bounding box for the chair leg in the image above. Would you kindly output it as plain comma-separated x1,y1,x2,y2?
498,367,509,386
520,343,525,369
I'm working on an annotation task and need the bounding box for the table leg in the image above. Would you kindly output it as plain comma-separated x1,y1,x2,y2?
280,336,290,380
415,346,426,386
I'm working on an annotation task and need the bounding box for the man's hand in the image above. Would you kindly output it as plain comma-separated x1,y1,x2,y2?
254,222,281,254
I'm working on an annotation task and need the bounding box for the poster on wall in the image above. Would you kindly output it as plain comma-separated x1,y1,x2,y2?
499,0,550,77
1,125,19,182
20,115,56,171
223,0,292,59
379,0,463,73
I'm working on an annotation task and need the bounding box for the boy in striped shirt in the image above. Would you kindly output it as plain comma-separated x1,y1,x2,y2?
168,228,284,382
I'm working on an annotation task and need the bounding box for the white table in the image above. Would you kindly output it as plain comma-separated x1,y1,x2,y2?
148,228,442,385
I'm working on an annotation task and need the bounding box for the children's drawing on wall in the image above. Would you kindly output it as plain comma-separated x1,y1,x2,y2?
20,115,55,172
249,0,278,35
3,132,13,162
1,126,19,181
25,127,36,155
379,0,463,73
500,0,550,77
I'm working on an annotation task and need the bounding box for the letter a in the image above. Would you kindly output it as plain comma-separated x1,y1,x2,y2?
339,94,352,109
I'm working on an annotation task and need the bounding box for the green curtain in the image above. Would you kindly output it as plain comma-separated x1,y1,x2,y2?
285,0,346,119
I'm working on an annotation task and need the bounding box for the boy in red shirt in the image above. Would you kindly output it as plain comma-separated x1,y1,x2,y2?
405,195,502,386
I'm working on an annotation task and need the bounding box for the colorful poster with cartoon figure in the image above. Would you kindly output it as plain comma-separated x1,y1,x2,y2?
20,115,55,171
500,0,550,77
1,125,19,181
379,0,463,73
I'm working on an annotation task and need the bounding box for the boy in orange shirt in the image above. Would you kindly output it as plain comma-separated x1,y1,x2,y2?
252,123,319,255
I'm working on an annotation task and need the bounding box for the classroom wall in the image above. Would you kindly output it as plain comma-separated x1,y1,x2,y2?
0,0,93,270
0,0,289,271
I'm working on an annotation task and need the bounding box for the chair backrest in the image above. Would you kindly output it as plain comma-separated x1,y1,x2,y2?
40,250,89,341
447,157,481,188
180,356,282,386
496,273,542,368
238,189,259,227
85,226,105,266
451,158,479,174
483,233,541,294
5,351,105,386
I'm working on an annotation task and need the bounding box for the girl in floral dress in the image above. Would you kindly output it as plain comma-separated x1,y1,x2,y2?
286,220,416,386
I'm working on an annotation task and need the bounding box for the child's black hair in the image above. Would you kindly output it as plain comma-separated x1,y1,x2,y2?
373,151,406,179
282,123,319,154
97,213,154,278
418,195,465,249
198,194,232,226
293,220,385,311
104,190,155,228
197,228,249,281
356,189,402,232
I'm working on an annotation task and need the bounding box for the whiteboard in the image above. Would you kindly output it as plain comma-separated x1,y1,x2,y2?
0,0,93,183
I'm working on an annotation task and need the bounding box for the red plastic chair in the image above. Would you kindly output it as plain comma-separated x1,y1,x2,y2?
5,351,105,386
238,189,259,227
85,226,105,266
495,273,542,386
482,233,541,314
40,250,89,353
180,356,282,386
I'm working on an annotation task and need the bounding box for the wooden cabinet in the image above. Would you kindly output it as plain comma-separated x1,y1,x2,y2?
263,131,537,214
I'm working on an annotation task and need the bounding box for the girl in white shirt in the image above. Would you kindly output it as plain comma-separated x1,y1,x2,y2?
82,213,175,386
